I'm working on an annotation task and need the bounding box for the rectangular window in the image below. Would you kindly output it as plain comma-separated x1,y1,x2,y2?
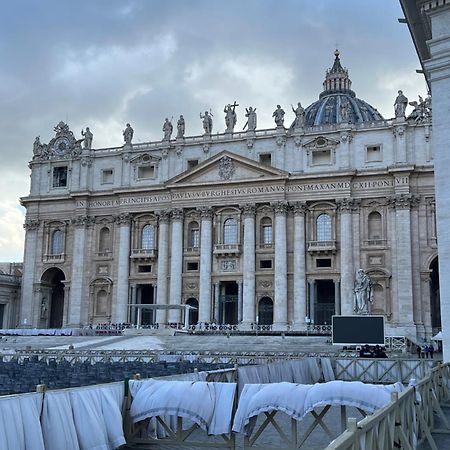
102,169,114,184
312,150,331,165
187,262,199,271
187,160,199,170
260,259,273,269
53,166,68,187
366,145,382,162
190,229,200,248
259,154,272,166
138,165,155,179
138,265,152,273
262,225,273,244
316,258,332,268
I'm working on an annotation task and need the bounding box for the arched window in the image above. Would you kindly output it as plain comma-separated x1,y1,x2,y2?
51,230,63,255
261,217,273,245
141,224,155,249
316,214,332,241
95,289,108,316
368,211,382,240
188,221,200,248
223,218,238,244
186,298,199,325
99,227,111,252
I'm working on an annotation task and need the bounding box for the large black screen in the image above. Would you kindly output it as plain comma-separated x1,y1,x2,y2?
332,315,385,345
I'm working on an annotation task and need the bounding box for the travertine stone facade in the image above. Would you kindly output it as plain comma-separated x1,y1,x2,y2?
19,53,439,341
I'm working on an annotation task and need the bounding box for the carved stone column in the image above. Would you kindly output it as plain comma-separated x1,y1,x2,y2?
20,219,40,327
168,208,183,323
198,207,213,323
214,282,220,322
273,201,288,328
68,215,94,326
114,213,131,323
156,211,170,324
242,204,256,325
338,199,355,316
293,202,307,329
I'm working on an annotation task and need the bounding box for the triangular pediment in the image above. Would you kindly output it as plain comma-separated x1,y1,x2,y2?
166,150,289,187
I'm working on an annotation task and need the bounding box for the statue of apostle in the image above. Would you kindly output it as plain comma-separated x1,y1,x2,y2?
177,115,185,138
200,111,213,135
162,118,173,141
394,90,408,118
290,102,305,128
123,123,134,145
353,269,372,314
244,106,257,131
224,102,238,133
272,105,285,127
81,127,93,149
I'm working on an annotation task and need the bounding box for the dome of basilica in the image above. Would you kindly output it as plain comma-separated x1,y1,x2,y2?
304,50,384,126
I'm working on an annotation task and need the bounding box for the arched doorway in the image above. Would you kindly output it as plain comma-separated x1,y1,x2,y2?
41,268,66,328
430,257,441,332
258,297,273,325
186,298,199,325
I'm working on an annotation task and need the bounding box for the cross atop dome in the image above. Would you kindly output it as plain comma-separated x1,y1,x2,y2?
320,50,355,99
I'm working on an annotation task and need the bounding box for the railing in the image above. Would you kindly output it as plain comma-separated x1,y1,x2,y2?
96,250,112,258
363,239,387,247
43,253,64,262
326,363,450,450
213,244,241,254
308,240,337,253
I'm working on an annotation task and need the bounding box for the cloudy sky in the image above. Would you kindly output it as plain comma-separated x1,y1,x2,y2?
0,0,426,261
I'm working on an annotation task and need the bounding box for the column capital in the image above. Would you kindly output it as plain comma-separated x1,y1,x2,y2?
337,198,360,212
387,194,420,210
198,206,214,219
71,215,95,227
291,201,308,215
241,203,256,217
23,218,40,230
114,212,131,225
156,210,171,223
171,208,184,221
272,201,288,215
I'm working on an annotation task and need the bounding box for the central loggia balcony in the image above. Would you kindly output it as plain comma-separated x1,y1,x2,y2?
307,240,337,254
130,248,157,260
213,243,242,256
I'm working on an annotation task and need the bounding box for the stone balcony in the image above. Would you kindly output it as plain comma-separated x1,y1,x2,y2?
213,243,242,256
130,248,157,260
43,253,65,263
307,240,337,255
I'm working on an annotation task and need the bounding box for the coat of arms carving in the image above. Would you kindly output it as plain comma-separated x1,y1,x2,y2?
219,156,235,180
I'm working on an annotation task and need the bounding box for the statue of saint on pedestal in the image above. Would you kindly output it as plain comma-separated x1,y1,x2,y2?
177,115,185,138
200,111,213,135
272,105,285,127
162,118,173,141
353,269,372,314
123,123,134,145
243,106,257,131
224,102,238,132
394,90,408,118
290,102,305,128
81,127,93,149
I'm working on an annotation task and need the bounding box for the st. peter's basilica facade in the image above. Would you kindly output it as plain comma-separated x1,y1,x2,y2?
17,52,439,341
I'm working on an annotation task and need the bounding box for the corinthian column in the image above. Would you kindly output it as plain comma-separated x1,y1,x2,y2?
242,204,256,326
168,208,183,323
293,202,307,329
20,219,40,327
156,211,170,324
339,199,354,316
390,195,416,326
198,207,213,323
68,215,93,326
114,213,131,323
273,201,288,328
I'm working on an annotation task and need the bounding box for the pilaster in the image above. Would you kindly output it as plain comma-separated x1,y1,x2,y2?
156,211,170,324
168,208,184,323
198,206,213,323
242,204,256,325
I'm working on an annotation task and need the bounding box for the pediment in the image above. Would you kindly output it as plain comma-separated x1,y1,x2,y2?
303,136,339,149
167,151,289,186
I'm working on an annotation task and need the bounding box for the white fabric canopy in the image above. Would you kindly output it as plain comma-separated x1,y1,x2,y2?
129,379,236,435
432,331,443,341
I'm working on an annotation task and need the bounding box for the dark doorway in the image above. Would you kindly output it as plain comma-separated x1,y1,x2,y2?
219,281,238,325
258,297,273,325
430,257,441,332
186,298,199,325
315,280,335,325
0,304,4,328
42,267,66,328
138,285,154,325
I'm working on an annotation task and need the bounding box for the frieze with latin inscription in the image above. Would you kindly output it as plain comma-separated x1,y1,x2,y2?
75,177,409,208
